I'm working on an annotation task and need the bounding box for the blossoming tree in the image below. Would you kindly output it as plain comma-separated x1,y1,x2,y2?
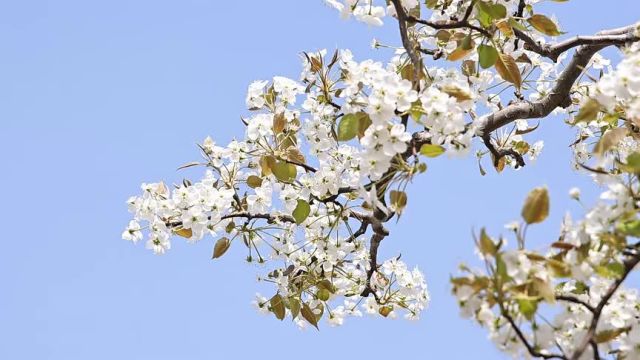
122,0,640,358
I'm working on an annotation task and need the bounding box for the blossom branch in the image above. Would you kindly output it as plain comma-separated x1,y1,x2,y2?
570,254,640,360
406,1,492,39
514,26,640,62
501,309,567,360
390,0,422,91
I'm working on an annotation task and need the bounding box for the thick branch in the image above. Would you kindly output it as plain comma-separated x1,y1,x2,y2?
476,23,639,137
390,0,422,90
514,28,640,62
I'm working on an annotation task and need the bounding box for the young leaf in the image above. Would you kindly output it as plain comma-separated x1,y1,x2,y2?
594,127,628,157
517,297,538,320
495,53,522,89
288,297,301,319
301,303,319,329
272,113,286,134
390,190,408,214
246,175,263,188
573,99,601,123
521,187,549,224
527,14,562,36
292,199,311,225
212,237,231,259
447,46,473,61
270,294,286,320
478,228,497,257
259,155,276,176
378,305,393,317
316,288,331,301
357,112,372,139
496,19,514,37
272,161,297,182
441,85,472,101
175,228,193,239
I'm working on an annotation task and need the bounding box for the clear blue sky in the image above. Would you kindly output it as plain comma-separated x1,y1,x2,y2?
1,1,638,359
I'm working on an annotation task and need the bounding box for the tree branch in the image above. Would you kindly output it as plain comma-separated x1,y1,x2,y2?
555,295,596,314
406,0,492,39
569,254,640,360
502,309,567,359
390,0,422,91
476,22,640,138
514,27,640,62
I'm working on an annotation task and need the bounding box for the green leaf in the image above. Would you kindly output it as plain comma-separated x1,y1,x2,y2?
212,237,231,259
337,113,359,141
496,19,514,37
270,294,286,320
461,34,473,50
517,297,538,320
292,199,311,225
488,3,507,19
596,262,626,279
626,152,640,172
478,44,498,69
617,218,640,237
521,187,550,224
527,14,563,36
495,253,509,282
316,288,331,301
317,279,337,293
594,328,628,343
390,190,408,214
272,161,297,182
447,46,473,61
420,144,445,157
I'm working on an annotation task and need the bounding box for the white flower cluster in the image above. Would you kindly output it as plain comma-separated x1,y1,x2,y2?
124,49,434,327
592,44,640,120
454,169,640,358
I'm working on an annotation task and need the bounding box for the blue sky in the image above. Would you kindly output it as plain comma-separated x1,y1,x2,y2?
1,1,638,359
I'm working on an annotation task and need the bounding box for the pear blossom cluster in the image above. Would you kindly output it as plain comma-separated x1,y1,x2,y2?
124,48,440,327
455,176,640,358
122,1,640,354
570,43,640,165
